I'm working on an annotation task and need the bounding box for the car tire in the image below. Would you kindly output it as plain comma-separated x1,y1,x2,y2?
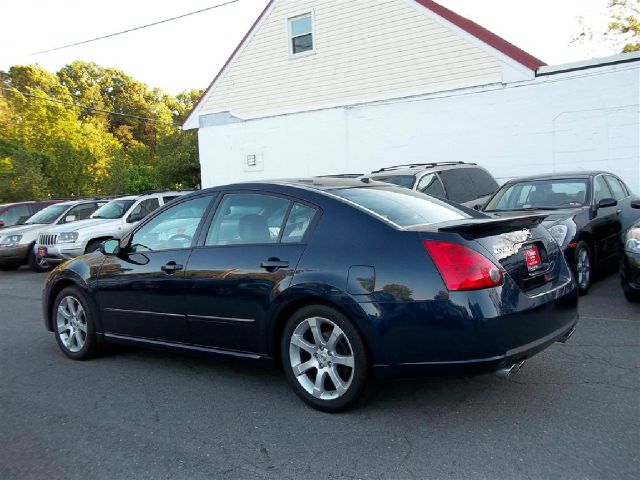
574,241,592,296
624,289,640,303
28,250,51,273
281,305,368,412
0,264,20,271
53,286,98,360
85,240,104,254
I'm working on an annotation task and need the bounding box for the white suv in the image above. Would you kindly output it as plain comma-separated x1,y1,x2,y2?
37,191,190,266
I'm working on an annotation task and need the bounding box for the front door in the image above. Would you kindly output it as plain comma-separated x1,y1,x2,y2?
185,193,319,354
96,195,214,342
591,175,622,263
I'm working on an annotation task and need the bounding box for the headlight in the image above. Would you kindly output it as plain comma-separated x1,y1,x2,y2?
626,228,640,254
57,232,79,244
548,225,568,246
0,234,23,246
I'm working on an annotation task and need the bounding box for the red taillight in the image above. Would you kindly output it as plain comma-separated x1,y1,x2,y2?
423,240,504,291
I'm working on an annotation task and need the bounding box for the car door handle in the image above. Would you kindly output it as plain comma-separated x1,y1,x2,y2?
161,261,184,274
260,258,289,272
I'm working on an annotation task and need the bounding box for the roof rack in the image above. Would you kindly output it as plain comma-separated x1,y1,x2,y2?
371,162,475,174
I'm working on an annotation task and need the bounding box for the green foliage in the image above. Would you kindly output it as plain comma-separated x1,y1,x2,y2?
0,62,202,202
608,0,640,52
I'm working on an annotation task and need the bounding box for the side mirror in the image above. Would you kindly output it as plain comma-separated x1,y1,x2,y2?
64,215,77,223
100,239,121,256
597,198,617,209
127,212,144,223
17,216,29,225
0,221,4,228
632,200,640,209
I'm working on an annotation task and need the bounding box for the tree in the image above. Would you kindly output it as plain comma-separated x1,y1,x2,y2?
574,0,640,54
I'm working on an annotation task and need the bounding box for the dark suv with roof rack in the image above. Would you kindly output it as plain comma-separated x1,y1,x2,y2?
361,162,500,210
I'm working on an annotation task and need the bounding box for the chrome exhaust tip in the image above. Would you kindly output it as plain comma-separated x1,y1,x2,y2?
495,359,526,378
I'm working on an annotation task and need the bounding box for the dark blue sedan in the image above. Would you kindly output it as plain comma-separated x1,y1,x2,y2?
42,179,578,411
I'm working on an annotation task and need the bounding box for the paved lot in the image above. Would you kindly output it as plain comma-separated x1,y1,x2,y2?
0,268,638,480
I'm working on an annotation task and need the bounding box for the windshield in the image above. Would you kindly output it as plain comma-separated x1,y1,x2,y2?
91,200,136,219
485,179,589,211
332,187,469,228
25,204,69,224
371,175,416,189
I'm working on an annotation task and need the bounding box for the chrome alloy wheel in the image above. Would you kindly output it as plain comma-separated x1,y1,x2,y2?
576,247,591,289
36,256,49,269
56,296,87,353
289,317,355,400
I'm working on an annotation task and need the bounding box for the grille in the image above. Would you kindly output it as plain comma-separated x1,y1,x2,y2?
38,234,58,246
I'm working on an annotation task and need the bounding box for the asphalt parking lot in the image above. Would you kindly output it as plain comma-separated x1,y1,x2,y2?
0,268,638,480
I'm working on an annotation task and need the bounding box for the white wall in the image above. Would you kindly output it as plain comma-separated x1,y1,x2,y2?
198,61,640,192
197,0,508,120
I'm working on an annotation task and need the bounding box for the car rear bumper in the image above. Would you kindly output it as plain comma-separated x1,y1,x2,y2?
368,274,579,378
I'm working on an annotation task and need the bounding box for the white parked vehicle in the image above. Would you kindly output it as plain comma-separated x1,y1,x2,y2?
0,199,107,272
36,191,190,266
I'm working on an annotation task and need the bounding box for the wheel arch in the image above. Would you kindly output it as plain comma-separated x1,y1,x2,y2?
267,291,377,370
84,237,113,254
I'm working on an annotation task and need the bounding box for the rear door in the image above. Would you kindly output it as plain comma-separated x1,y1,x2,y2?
184,192,318,353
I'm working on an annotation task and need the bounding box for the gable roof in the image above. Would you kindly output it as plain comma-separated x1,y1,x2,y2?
184,0,545,128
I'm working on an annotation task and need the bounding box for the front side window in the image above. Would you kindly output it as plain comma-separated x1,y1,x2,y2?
289,13,313,55
206,194,292,246
604,176,627,201
130,196,212,252
593,176,613,204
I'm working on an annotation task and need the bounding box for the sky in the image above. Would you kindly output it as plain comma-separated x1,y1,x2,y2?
0,0,614,95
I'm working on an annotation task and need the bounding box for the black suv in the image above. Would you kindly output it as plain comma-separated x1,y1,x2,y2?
362,162,499,209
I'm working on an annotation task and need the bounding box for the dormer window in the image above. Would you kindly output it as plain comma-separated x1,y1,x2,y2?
289,13,314,55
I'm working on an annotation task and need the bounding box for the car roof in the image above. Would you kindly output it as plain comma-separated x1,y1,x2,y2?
201,178,394,195
366,162,481,177
502,171,610,184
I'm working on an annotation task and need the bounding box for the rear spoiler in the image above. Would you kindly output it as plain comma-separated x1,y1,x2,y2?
434,215,548,234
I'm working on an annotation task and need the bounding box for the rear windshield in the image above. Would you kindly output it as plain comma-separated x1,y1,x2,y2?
332,187,469,228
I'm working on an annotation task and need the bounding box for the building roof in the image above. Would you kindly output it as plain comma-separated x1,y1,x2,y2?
184,0,545,128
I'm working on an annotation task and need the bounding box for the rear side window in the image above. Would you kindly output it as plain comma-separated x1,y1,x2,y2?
282,203,317,243
206,194,291,246
130,198,161,220
62,203,98,223
439,169,477,203
604,176,627,201
332,187,469,228
416,174,446,199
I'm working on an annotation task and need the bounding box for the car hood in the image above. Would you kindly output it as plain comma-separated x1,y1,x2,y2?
43,218,116,233
0,223,46,237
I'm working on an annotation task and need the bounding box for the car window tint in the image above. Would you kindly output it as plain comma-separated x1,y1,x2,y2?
163,196,179,204
130,196,211,252
282,203,318,243
332,187,469,228
206,194,291,246
439,169,478,203
486,180,589,211
371,175,416,189
0,205,31,226
63,203,97,223
467,168,499,197
416,174,446,199
604,176,627,201
130,198,160,220
593,176,612,204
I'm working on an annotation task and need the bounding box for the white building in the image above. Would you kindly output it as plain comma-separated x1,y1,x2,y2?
184,0,640,192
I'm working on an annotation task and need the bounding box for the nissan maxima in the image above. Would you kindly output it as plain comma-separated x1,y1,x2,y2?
42,179,579,412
